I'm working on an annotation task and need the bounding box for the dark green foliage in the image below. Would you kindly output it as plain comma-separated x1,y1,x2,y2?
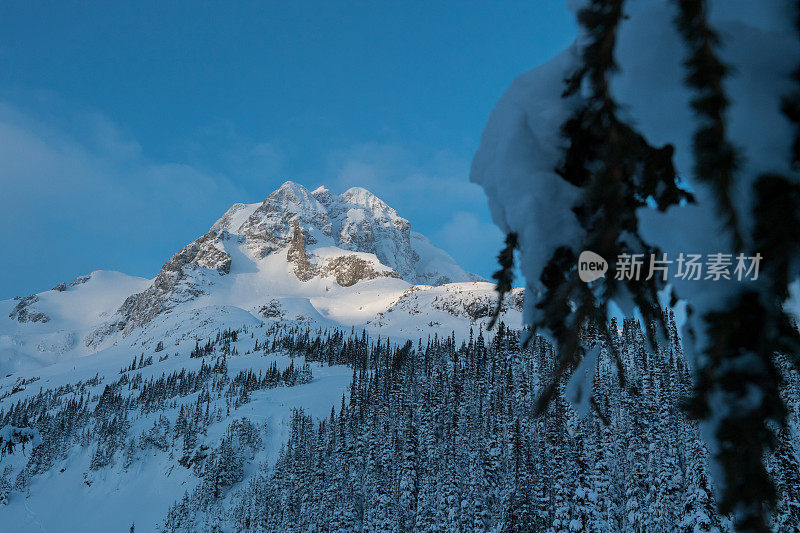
674,0,743,248
1,321,798,530
482,0,800,528
752,175,800,363
687,292,783,529
488,232,518,330
222,317,791,532
673,2,800,529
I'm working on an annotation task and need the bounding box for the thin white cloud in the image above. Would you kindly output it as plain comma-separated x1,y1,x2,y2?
433,210,506,271
326,141,488,211
0,102,250,296
0,107,504,297
0,102,247,226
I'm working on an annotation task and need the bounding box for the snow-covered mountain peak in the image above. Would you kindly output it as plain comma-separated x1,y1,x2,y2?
210,202,260,233
265,180,328,218
339,186,393,213
1,181,506,370
236,181,331,257
207,181,480,287
72,181,487,343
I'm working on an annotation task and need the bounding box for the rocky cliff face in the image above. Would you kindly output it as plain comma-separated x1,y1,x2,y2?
317,255,401,287
86,230,233,344
9,295,49,324
285,218,401,286
315,186,418,281
236,183,331,259
286,220,315,282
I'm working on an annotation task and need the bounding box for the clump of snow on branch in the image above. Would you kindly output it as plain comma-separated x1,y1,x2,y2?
469,47,584,332
470,0,800,361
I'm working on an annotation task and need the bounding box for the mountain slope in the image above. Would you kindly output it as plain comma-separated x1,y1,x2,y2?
0,271,151,373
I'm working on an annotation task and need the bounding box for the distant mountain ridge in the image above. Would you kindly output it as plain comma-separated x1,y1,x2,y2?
0,182,524,532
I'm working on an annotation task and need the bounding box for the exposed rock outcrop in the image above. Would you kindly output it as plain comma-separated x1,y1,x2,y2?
315,186,419,280
86,230,231,344
69,274,92,287
286,220,315,282
318,255,401,287
9,295,49,323
164,230,232,276
238,182,329,259
286,218,400,286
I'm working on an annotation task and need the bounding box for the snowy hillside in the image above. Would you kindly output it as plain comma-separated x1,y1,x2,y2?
0,271,151,374
0,319,354,531
2,306,797,532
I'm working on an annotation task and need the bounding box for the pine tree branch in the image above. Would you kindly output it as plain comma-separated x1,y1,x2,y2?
674,0,744,250
674,1,800,528
530,0,687,418
488,232,518,330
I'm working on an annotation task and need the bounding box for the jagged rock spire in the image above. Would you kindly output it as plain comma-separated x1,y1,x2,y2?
287,219,314,282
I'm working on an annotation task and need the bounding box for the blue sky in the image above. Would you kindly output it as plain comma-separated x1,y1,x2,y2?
0,1,576,299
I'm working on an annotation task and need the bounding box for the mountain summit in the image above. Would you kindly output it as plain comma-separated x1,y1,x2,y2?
97,181,484,337
212,181,480,285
